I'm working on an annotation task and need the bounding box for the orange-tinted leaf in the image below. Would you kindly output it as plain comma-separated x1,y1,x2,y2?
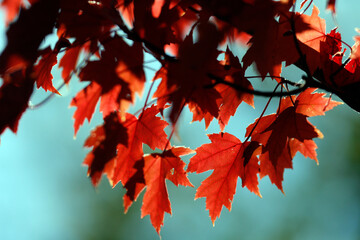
141,147,193,233
99,85,122,118
296,6,326,53
295,88,342,116
278,5,327,74
188,133,260,224
290,139,318,164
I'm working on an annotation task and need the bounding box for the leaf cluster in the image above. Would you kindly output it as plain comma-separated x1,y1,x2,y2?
1,0,358,234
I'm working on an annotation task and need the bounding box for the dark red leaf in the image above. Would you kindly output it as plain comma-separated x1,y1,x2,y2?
84,112,128,186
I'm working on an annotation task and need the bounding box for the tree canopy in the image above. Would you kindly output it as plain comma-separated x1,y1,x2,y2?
0,0,358,234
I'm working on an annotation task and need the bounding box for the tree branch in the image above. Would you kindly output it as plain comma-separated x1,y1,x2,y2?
206,73,310,97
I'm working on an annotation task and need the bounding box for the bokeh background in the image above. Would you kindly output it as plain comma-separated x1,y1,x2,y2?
0,1,359,239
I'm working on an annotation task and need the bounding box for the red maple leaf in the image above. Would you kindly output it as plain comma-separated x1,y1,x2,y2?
242,0,285,77
83,112,128,186
141,147,194,233
290,139,319,164
245,89,340,190
277,5,328,74
0,0,353,235
112,105,169,189
294,88,342,116
33,47,60,94
70,82,102,136
263,107,321,166
154,21,222,124
58,43,82,83
71,35,145,134
188,133,261,224
123,158,145,213
217,47,254,130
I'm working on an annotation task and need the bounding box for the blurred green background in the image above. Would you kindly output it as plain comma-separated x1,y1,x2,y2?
0,1,359,240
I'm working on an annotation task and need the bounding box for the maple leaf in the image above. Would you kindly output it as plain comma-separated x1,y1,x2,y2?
141,147,194,234
242,0,284,77
154,21,222,123
123,158,146,213
277,5,328,74
0,0,355,234
289,139,318,164
58,44,82,83
79,56,132,119
83,112,128,186
33,47,60,94
71,35,145,134
99,85,123,118
257,144,292,191
263,107,321,167
71,82,102,136
217,47,254,130
294,88,342,116
188,133,261,224
320,28,342,59
112,105,169,188
245,88,340,191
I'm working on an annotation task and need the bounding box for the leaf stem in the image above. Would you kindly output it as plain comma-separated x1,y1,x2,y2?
244,82,282,143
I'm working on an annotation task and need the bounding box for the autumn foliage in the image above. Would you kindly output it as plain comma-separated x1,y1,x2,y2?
1,0,360,234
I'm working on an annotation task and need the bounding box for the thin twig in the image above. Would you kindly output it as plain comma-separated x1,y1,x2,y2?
206,73,308,97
